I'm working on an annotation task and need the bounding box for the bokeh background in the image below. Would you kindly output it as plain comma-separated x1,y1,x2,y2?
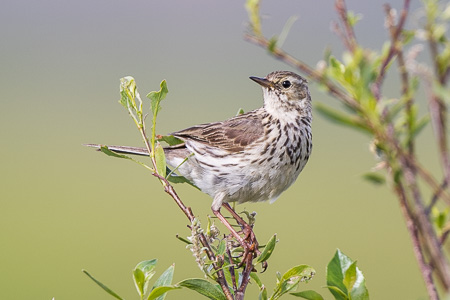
1,0,434,299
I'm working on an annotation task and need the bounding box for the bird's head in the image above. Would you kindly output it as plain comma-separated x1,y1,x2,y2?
250,71,311,118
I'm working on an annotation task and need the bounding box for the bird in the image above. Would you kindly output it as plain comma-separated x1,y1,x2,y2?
86,70,312,256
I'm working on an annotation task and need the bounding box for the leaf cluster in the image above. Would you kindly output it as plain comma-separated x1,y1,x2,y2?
83,249,368,300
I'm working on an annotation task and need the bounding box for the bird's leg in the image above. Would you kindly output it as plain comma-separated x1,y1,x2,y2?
222,203,268,272
222,203,255,241
212,207,258,269
212,208,250,248
214,204,266,272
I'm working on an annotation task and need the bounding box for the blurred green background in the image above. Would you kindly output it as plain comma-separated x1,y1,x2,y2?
0,0,433,299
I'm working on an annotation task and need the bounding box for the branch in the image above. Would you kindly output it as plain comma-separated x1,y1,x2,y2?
334,0,357,52
394,181,439,300
152,173,234,300
400,155,450,291
425,11,450,183
372,0,411,101
243,33,360,110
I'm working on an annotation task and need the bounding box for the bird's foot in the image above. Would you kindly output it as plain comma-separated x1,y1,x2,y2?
214,204,268,272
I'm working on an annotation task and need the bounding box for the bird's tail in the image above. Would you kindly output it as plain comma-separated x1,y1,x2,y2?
83,144,149,156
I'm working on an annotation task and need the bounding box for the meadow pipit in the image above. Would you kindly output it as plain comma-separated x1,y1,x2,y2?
87,71,312,259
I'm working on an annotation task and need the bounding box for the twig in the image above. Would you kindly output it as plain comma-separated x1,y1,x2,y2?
243,33,360,110
425,13,450,185
227,245,238,295
441,229,450,246
421,68,450,203
152,173,234,300
235,252,254,300
400,153,450,291
427,179,448,215
372,0,411,101
334,0,357,52
394,181,439,300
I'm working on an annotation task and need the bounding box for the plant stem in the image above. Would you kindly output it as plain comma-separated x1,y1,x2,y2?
151,173,233,299
334,0,357,52
394,181,439,300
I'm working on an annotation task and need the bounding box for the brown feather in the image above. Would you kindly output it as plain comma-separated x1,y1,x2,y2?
171,111,264,152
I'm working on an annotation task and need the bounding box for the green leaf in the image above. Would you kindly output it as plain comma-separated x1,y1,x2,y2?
343,262,357,292
177,278,226,300
147,286,181,300
432,207,449,231
329,56,345,75
347,11,362,27
276,271,282,282
411,115,430,138
150,264,175,300
245,0,262,36
259,285,268,300
256,234,277,264
268,36,278,53
167,172,197,188
99,145,134,160
315,103,371,134
277,15,298,48
250,272,263,288
155,143,167,177
134,259,158,297
176,234,192,245
325,286,348,299
158,135,184,146
250,273,267,299
99,146,154,172
82,270,124,300
290,290,324,300
119,76,138,111
147,80,169,118
133,268,146,297
272,265,316,299
236,108,245,116
217,239,226,256
281,265,315,283
327,249,369,300
327,250,349,300
362,172,385,185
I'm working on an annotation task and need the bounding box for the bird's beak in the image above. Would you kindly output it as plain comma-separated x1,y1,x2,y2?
250,76,273,88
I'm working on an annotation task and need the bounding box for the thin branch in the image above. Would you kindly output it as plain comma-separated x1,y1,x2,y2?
442,66,450,85
235,252,254,300
334,0,357,52
400,154,450,291
243,33,360,110
386,130,450,208
227,245,238,294
425,14,450,183
331,20,354,52
372,0,411,101
422,70,450,199
383,115,445,296
394,181,439,300
427,179,448,215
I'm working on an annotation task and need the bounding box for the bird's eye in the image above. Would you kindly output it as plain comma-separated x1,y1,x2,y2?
282,80,291,88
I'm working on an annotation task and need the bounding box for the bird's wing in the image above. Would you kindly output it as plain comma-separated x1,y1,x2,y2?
171,112,264,152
